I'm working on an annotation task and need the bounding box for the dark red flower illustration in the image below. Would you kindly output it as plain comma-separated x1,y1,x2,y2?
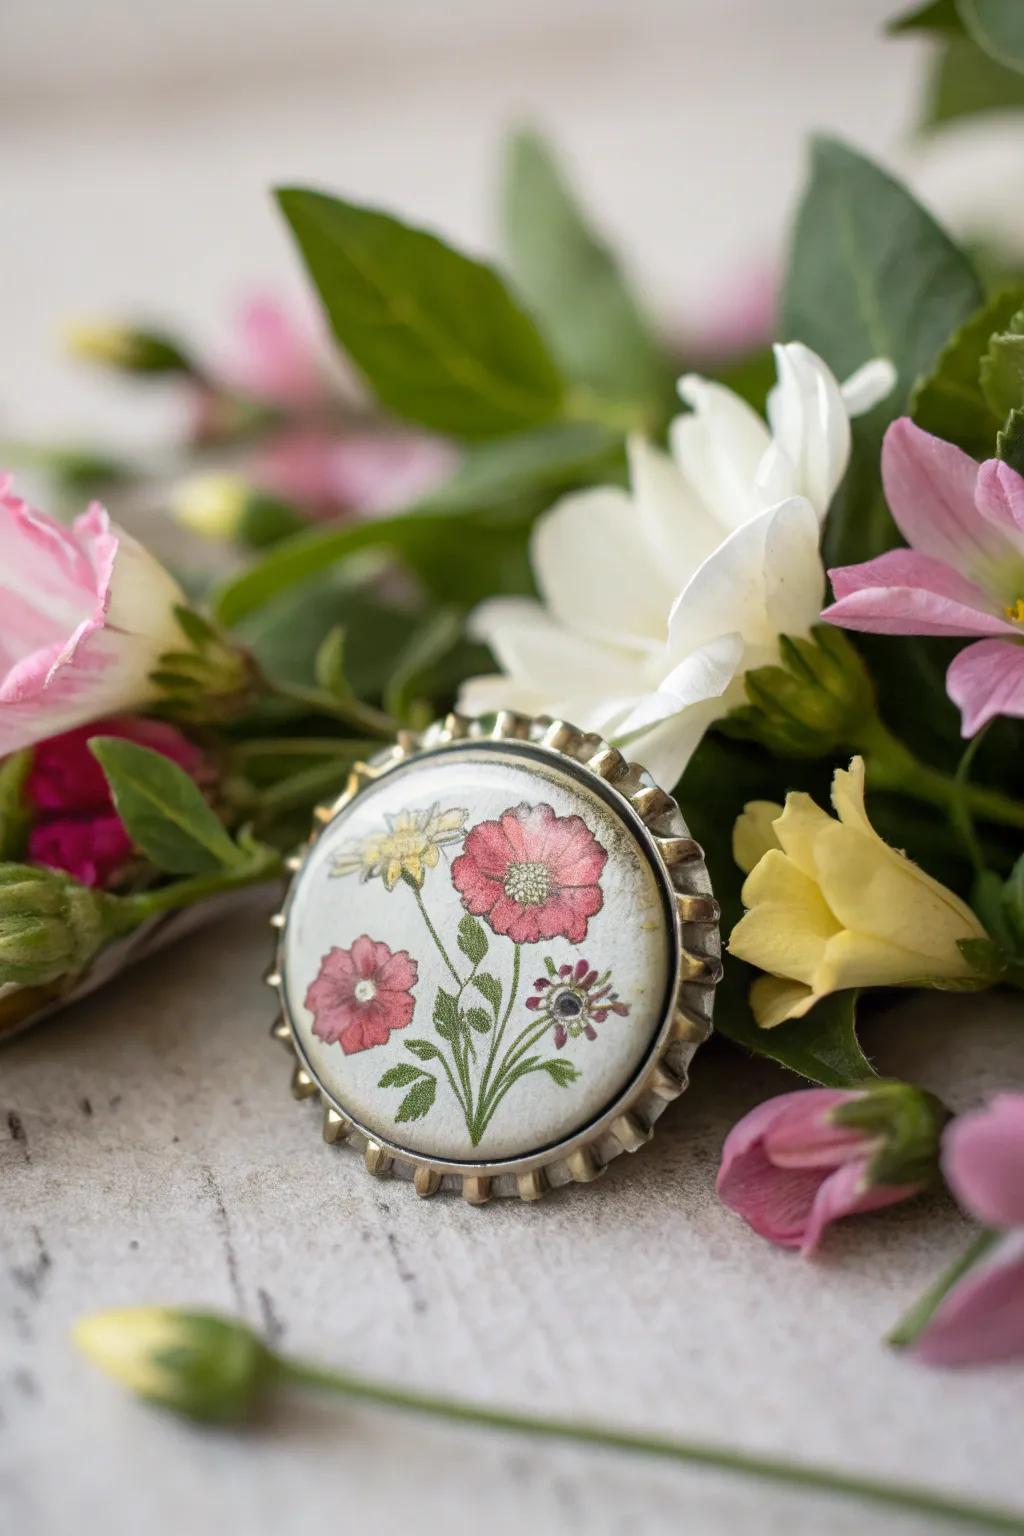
451,801,606,945
305,934,418,1054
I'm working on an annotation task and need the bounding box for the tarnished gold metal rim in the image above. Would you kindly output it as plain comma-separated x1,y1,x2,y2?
266,710,722,1204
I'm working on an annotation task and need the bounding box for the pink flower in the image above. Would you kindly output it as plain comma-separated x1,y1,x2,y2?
911,1093,1024,1368
451,802,606,945
24,715,209,888
0,479,187,756
305,935,418,1054
821,418,1024,735
525,957,629,1047
252,427,455,518
716,1088,925,1255
218,293,325,410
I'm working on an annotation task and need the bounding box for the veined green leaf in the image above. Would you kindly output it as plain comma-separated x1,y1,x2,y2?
922,33,1024,129
980,307,1024,418
456,913,488,966
716,982,877,1088
959,0,1024,72
911,287,1024,456
394,1076,437,1123
998,407,1024,472
90,737,243,875
276,187,565,438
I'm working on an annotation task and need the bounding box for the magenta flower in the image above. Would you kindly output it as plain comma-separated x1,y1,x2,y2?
0,480,187,756
305,935,418,1054
451,802,606,945
716,1088,925,1255
821,417,1024,735
911,1093,1024,1368
26,716,209,888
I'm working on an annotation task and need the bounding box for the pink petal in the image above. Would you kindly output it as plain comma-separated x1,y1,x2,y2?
946,638,1024,736
824,549,1009,638
28,813,132,888
800,1161,919,1256
349,934,380,979
762,1093,873,1170
911,1232,1024,1368
943,1093,1024,1229
220,293,324,409
975,458,1024,539
881,418,996,569
377,947,418,995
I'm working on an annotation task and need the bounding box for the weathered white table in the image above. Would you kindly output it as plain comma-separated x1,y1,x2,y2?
3,906,1022,1536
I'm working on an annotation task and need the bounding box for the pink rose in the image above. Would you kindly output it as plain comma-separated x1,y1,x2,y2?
0,479,187,756
717,1087,930,1255
911,1093,1024,1368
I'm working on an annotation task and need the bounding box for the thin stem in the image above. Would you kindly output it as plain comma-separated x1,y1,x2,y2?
277,1358,1024,1534
410,886,473,1117
112,854,284,928
472,943,520,1140
412,887,462,987
270,679,397,741
476,1014,553,1136
950,728,993,876
888,1229,1001,1349
858,718,1024,832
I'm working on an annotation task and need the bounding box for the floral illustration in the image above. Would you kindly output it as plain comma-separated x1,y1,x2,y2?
305,934,418,1054
451,801,606,944
331,802,468,890
323,799,627,1144
526,957,630,1048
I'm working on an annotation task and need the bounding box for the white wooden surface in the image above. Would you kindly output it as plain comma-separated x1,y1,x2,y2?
3,3,1024,1530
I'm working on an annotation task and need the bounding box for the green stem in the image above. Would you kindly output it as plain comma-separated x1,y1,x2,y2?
410,887,473,1116
476,1014,553,1136
858,719,1024,832
270,679,397,741
277,1358,1024,1534
888,1229,1001,1350
111,853,284,930
471,943,521,1140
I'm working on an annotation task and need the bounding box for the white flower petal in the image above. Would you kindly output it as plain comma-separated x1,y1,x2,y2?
468,597,648,699
627,435,722,582
671,375,772,533
613,696,726,790
763,343,850,519
840,356,897,417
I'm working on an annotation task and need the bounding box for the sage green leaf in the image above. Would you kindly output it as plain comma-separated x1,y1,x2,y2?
276,187,565,438
457,914,488,966
313,625,351,701
433,987,461,1040
959,0,1024,71
395,1076,437,1123
471,971,502,1014
782,136,982,564
384,608,462,726
89,737,243,875
922,34,1024,129
997,407,1024,472
464,1007,492,1035
538,1058,580,1087
911,287,1024,456
378,1063,426,1089
0,751,31,861
404,1038,442,1062
716,984,877,1088
501,129,671,425
980,309,1024,418
888,0,959,31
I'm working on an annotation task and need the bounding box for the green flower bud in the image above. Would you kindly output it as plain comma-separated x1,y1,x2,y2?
0,864,112,988
64,321,194,376
724,625,875,758
171,474,306,548
74,1308,275,1423
830,1079,948,1192
150,607,261,726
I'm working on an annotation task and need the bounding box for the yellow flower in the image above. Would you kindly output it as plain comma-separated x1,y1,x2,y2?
332,803,468,891
728,757,989,1028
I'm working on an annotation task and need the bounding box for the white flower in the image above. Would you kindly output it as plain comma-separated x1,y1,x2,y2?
460,344,894,788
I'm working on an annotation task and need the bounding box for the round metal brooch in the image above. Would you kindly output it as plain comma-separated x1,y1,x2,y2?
266,711,721,1202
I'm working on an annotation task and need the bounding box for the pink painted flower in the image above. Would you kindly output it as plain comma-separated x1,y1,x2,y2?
0,479,187,756
24,716,209,887
716,1087,927,1255
822,417,1024,735
451,802,606,945
305,935,418,1054
252,427,455,518
525,956,629,1047
911,1093,1024,1368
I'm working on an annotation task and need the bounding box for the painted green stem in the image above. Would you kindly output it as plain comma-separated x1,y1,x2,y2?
277,1357,1024,1534
470,943,521,1142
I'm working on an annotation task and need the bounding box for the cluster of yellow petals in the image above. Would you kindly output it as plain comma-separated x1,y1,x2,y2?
331,803,468,891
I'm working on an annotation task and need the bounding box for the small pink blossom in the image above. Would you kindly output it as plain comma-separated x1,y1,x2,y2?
911,1093,1024,1368
0,479,187,756
716,1088,923,1255
252,427,455,518
218,293,326,410
822,418,1024,735
305,935,418,1054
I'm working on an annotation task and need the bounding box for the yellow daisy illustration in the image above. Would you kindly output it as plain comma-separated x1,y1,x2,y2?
331,803,468,891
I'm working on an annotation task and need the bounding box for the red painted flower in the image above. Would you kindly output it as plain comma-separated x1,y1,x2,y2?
451,801,606,945
305,935,418,1054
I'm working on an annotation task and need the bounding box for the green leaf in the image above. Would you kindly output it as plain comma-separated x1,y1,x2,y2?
457,914,488,966
276,187,565,438
432,986,461,1041
384,607,463,725
781,136,982,565
404,1038,442,1062
378,1063,426,1089
910,287,1024,456
957,936,1006,979
313,625,351,701
980,310,1024,418
716,985,877,1089
0,751,31,861
501,129,671,424
471,971,503,1014
888,0,960,31
89,738,243,875
538,1058,580,1087
959,0,1024,71
922,34,1024,129
394,1075,437,1123
464,1007,492,1035
998,407,1024,472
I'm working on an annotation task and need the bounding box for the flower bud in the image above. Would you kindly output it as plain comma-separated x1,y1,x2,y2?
64,322,194,376
171,474,305,548
0,863,111,987
150,607,260,726
725,625,875,758
74,1308,275,1422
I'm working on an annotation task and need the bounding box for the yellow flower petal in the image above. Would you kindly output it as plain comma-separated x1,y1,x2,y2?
731,851,840,984
732,800,783,874
772,790,835,881
749,973,819,1028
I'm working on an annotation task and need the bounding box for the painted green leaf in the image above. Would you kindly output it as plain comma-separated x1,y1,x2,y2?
471,971,502,1014
378,1063,425,1089
782,136,982,565
457,914,488,966
501,129,671,424
89,738,243,875
539,1058,580,1087
464,1007,492,1035
959,0,1024,72
404,1038,443,1062
395,1076,437,1123
911,287,1024,457
0,751,31,861
980,309,1024,418
432,987,461,1040
276,187,565,438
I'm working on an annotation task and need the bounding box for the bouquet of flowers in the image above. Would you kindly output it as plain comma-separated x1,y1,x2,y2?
7,4,1024,1389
